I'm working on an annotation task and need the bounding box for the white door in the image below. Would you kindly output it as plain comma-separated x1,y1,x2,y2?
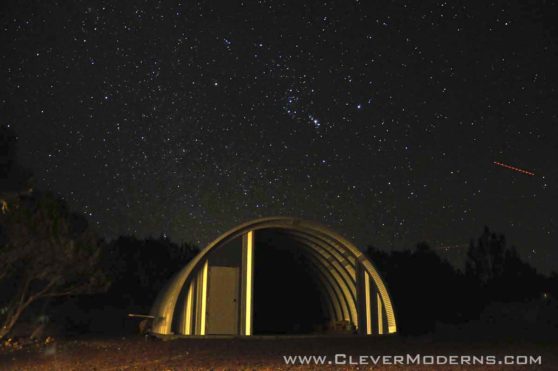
206,266,239,334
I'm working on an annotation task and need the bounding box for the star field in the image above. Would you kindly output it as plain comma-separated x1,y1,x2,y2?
2,1,557,272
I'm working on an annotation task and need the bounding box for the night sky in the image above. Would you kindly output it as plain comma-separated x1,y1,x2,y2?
2,1,557,272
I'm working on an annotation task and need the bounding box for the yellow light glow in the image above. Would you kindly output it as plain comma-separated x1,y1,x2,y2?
245,231,254,335
365,272,372,335
185,283,193,335
377,292,383,335
199,260,208,335
1,199,8,213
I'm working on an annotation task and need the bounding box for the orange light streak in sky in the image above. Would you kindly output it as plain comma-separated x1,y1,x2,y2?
493,161,535,176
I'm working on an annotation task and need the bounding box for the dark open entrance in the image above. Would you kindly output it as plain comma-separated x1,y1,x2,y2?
253,229,327,334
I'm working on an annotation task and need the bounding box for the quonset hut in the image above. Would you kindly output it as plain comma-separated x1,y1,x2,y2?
150,217,397,336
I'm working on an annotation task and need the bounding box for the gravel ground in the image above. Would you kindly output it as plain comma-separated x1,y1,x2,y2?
0,335,556,370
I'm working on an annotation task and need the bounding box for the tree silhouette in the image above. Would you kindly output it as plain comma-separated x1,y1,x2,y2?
465,226,542,302
367,226,554,337
466,226,506,283
367,242,476,335
0,192,107,339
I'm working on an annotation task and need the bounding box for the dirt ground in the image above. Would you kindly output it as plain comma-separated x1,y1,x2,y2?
0,335,556,370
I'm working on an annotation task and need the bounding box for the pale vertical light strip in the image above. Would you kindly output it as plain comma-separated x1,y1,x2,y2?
377,292,383,335
245,231,254,335
184,283,193,335
199,260,209,335
365,272,372,335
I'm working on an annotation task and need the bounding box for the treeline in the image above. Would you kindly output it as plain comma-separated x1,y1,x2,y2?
50,235,198,336
367,230,558,339
1,191,556,340
0,190,197,339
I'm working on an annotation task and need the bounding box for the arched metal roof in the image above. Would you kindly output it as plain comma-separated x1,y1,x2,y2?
150,217,397,335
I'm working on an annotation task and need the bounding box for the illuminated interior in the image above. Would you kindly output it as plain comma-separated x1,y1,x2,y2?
149,217,397,336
